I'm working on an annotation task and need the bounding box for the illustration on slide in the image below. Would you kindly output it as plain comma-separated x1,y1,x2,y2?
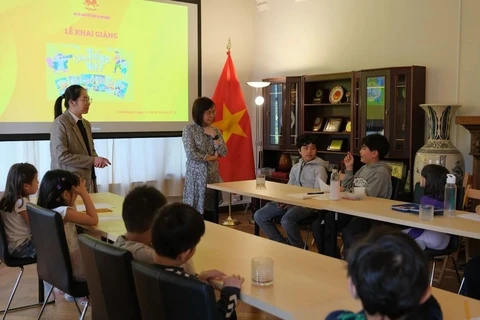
113,51,128,75
114,81,128,98
92,75,106,92
80,74,93,89
55,77,70,95
68,76,80,86
46,53,73,72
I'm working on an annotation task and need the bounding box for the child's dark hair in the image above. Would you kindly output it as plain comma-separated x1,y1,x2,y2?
347,227,429,319
361,134,390,159
54,84,85,119
151,203,205,260
296,133,318,149
191,97,215,126
421,164,449,201
122,185,167,233
0,163,38,212
37,170,80,209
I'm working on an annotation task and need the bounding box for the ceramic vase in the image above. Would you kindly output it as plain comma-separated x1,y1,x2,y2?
413,104,465,186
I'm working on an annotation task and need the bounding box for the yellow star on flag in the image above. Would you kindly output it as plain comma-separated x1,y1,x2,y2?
213,103,247,143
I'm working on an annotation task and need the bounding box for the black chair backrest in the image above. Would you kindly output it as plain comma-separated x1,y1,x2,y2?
391,176,403,200
413,182,465,210
132,260,219,320
0,211,37,267
26,203,78,294
78,234,141,320
0,213,10,263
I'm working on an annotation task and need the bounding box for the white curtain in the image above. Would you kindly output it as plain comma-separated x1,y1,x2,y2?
0,137,186,196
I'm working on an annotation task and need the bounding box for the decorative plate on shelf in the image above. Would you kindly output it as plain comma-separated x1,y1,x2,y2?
329,86,344,104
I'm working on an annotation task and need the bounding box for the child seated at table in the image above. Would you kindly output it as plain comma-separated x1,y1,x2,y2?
312,134,392,257
325,227,443,320
151,202,244,319
254,133,329,248
403,164,450,250
114,185,195,274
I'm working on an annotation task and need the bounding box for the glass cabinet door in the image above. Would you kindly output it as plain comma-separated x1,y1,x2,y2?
285,77,301,150
264,82,285,149
365,75,386,136
389,68,411,158
361,70,390,142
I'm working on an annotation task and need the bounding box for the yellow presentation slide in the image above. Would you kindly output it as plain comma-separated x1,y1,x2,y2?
0,0,189,123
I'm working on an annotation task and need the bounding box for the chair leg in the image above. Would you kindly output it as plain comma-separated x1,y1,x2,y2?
0,276,53,316
36,285,54,319
304,226,310,250
1,266,24,320
430,260,436,286
458,277,466,295
450,255,461,285
79,298,90,320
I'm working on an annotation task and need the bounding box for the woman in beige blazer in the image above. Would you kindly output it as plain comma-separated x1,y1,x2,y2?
50,85,111,193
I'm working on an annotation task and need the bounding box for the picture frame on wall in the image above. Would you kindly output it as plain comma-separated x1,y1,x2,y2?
327,139,345,151
323,117,343,132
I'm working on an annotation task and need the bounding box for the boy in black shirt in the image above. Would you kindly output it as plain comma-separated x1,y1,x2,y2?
325,227,443,320
151,202,244,319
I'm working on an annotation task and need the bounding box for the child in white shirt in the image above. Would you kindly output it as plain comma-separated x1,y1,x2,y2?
0,163,39,258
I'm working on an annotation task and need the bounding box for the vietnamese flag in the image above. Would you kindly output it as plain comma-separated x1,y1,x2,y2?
212,51,255,182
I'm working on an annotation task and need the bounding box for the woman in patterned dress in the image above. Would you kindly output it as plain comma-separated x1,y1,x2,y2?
182,97,227,221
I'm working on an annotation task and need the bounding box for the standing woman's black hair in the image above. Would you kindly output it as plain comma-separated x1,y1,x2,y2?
191,97,215,126
54,85,85,119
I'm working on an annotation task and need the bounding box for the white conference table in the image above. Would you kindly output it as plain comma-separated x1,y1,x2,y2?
83,192,480,319
207,180,480,240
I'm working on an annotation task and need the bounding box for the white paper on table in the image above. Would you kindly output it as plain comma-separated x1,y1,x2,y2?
317,177,330,193
286,193,319,200
76,203,114,212
457,213,480,222
313,194,331,201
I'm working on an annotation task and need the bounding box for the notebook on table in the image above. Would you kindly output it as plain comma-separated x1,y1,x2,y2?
391,203,444,215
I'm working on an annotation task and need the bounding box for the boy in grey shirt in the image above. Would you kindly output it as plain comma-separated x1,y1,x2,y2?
114,185,195,274
254,133,329,248
312,134,392,257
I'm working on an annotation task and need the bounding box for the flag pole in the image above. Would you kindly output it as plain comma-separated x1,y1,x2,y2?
220,37,240,227
222,193,240,226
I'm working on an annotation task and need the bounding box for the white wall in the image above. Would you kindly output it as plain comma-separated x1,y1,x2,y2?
246,0,479,172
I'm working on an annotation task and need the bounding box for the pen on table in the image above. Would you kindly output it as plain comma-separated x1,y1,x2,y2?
307,192,324,195
465,300,471,320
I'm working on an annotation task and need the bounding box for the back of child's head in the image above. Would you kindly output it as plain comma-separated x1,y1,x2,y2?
421,164,449,201
37,170,79,209
0,163,38,212
347,227,429,319
361,134,390,160
151,203,205,260
296,133,317,149
122,185,167,233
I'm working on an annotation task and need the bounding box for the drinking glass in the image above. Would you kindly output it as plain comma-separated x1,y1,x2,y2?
251,256,274,286
255,170,266,189
419,204,434,221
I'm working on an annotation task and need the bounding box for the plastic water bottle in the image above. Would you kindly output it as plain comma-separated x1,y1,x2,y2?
444,174,457,217
330,169,341,201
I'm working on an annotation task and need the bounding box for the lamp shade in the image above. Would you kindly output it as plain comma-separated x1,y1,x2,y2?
247,81,271,88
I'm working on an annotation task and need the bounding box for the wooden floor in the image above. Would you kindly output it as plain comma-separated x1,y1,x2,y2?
0,209,463,319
